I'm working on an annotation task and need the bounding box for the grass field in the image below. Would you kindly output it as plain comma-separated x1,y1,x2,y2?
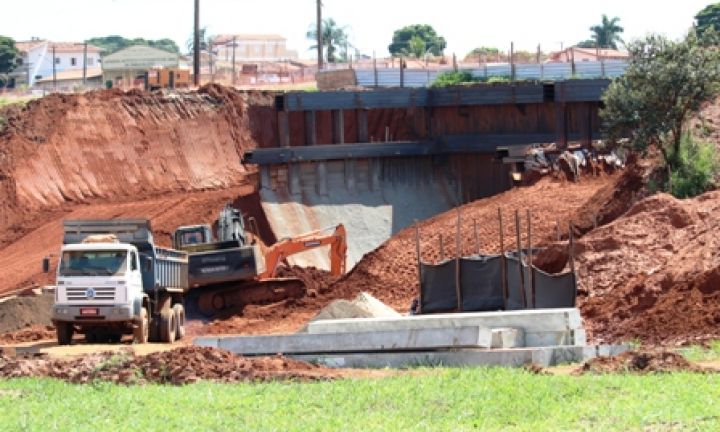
1,367,719,431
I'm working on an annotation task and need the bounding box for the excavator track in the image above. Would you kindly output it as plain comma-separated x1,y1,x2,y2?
190,278,306,317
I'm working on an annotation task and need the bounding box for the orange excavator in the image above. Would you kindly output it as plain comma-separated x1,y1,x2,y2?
173,203,346,316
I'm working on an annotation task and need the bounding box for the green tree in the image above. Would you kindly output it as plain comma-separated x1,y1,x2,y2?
88,36,180,55
307,18,350,63
576,39,598,48
590,15,624,49
696,3,720,34
408,36,426,58
0,36,18,74
388,24,446,57
602,31,720,191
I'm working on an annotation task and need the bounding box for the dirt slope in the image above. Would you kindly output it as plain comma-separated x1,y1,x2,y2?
575,191,720,345
0,186,254,295
0,86,274,235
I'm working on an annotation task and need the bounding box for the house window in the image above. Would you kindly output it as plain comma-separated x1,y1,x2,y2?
71,58,77,66
55,57,61,65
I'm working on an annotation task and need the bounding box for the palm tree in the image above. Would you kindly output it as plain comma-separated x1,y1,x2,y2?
307,18,350,63
590,15,624,49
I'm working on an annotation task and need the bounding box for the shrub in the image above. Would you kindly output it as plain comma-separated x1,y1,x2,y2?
669,134,718,198
431,71,479,87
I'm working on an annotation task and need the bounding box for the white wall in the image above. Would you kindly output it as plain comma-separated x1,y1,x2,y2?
23,43,102,86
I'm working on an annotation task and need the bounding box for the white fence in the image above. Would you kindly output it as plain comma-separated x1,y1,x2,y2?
348,60,628,88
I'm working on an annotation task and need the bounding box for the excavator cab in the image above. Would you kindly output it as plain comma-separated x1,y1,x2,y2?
173,225,213,249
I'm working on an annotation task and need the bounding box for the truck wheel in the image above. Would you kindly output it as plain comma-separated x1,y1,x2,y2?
108,333,123,344
173,304,186,340
133,307,149,344
159,309,176,343
56,322,73,345
85,330,98,344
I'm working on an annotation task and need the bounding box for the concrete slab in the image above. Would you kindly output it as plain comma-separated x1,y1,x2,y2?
290,345,629,368
195,326,498,356
492,328,524,348
307,308,584,335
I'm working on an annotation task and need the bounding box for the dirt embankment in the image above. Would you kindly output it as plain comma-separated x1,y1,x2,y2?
0,85,275,240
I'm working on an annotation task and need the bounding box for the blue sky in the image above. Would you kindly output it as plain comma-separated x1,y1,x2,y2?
1,0,712,57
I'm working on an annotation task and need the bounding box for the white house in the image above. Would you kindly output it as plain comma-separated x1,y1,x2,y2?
15,39,103,87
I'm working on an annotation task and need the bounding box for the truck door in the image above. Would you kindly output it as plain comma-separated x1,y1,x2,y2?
129,251,143,303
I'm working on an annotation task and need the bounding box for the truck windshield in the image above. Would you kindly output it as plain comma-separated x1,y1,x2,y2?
59,250,128,276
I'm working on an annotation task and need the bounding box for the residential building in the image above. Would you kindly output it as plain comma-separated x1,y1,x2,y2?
15,39,102,86
211,34,298,62
547,47,629,62
101,45,181,88
35,68,103,92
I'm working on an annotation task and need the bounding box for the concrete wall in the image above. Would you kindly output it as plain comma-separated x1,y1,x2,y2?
316,69,358,91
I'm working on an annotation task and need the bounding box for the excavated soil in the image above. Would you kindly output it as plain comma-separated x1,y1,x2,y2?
0,325,56,344
0,85,274,246
0,293,54,333
536,191,720,346
200,176,614,335
575,350,708,374
0,346,347,384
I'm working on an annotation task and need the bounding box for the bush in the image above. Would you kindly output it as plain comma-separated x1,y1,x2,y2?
431,71,479,87
669,134,718,198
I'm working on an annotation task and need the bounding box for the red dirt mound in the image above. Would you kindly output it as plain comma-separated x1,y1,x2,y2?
0,86,274,236
576,191,720,345
0,346,341,384
575,350,707,374
0,325,55,344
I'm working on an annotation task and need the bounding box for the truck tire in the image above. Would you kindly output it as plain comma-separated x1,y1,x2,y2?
173,304,186,340
56,322,73,345
133,307,149,344
85,330,98,344
159,309,176,343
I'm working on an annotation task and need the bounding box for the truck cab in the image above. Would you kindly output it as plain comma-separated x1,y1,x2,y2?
51,220,188,345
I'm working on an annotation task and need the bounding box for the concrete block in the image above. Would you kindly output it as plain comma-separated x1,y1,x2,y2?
195,326,495,356
491,328,524,348
307,309,583,335
290,345,627,369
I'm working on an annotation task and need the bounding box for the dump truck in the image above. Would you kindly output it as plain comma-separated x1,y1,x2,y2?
173,203,347,316
49,220,188,345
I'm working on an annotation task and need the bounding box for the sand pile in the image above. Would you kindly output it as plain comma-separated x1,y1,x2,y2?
0,346,340,384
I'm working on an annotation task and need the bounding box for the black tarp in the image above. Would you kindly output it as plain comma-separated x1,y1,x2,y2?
418,252,576,314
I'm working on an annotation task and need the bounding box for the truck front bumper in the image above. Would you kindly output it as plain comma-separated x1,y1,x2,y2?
52,305,135,324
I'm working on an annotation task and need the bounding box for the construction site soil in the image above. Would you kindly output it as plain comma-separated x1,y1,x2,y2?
2,85,720,350
575,350,709,374
0,346,353,384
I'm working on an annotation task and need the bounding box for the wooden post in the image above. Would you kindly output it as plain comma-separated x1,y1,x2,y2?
52,45,57,91
568,221,577,307
453,53,458,72
332,110,344,144
515,210,527,308
373,51,378,87
305,111,317,146
357,109,369,143
193,0,200,86
415,221,423,314
510,42,515,81
455,208,463,311
316,0,323,70
278,111,290,148
399,56,405,88
527,210,536,308
498,209,508,310
232,36,237,87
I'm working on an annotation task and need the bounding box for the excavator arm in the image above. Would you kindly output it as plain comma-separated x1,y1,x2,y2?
260,224,347,279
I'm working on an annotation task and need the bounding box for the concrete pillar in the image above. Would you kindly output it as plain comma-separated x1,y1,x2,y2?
316,162,328,196
555,102,567,149
260,166,272,190
289,163,301,196
369,158,381,191
305,110,317,146
332,109,345,144
345,158,356,193
357,109,369,143
278,111,290,148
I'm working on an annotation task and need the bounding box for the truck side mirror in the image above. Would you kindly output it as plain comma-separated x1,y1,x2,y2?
42,257,50,273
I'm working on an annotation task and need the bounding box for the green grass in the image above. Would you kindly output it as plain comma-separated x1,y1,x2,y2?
680,340,720,362
0,95,35,108
1,367,719,431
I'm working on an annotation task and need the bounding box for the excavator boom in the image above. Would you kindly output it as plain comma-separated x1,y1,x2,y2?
261,224,347,279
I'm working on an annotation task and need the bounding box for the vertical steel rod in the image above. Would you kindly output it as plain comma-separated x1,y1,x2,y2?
568,221,577,307
415,221,423,314
515,210,527,308
498,209,508,310
527,210,536,308
455,208,463,311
